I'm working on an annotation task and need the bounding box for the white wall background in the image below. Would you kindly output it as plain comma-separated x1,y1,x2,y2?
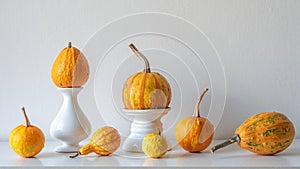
0,0,299,141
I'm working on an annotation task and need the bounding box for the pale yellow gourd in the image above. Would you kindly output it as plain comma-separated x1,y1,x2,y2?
142,128,168,158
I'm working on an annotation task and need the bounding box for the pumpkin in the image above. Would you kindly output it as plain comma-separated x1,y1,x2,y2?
51,42,89,88
9,107,45,158
211,112,295,155
174,88,214,152
142,128,168,158
70,126,121,158
122,43,171,109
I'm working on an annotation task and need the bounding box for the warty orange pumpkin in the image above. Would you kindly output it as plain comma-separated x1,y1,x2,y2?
122,43,171,109
51,42,89,88
9,107,45,158
174,88,214,152
211,112,295,155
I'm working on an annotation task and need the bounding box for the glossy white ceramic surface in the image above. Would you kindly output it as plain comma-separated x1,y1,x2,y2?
49,88,91,153
1,140,299,168
122,108,170,152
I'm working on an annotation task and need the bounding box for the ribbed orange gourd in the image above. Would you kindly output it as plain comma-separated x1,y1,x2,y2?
211,112,295,155
51,42,89,88
70,126,121,158
174,88,214,152
122,43,171,109
9,107,45,158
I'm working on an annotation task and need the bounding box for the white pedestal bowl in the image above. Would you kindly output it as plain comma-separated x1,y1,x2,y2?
122,108,170,153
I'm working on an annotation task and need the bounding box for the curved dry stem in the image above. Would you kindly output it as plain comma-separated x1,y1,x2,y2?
193,88,209,117
69,153,79,158
21,107,30,127
129,43,151,73
210,135,240,153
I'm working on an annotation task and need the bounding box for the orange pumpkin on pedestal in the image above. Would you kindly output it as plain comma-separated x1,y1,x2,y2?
51,42,89,88
122,43,171,109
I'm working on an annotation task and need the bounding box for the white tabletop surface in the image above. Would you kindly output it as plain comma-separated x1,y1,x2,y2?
1,140,299,168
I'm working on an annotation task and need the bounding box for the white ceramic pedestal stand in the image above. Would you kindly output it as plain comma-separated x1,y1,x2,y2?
50,87,91,153
122,108,170,153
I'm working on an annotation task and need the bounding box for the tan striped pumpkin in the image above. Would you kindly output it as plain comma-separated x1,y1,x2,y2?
122,44,171,109
70,126,121,158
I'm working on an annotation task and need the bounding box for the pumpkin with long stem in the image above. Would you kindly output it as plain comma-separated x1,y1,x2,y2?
122,43,171,109
174,88,214,152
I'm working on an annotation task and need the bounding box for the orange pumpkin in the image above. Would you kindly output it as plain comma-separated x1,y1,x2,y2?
211,112,295,155
51,42,89,88
122,43,171,109
70,126,121,158
174,88,214,152
9,107,45,158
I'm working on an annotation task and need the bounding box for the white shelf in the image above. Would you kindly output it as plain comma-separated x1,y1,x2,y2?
1,140,299,168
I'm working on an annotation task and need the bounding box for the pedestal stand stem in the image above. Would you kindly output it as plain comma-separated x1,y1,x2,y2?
49,87,91,153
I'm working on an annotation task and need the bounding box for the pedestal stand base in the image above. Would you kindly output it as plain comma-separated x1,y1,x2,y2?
122,138,144,153
122,108,170,153
54,144,81,153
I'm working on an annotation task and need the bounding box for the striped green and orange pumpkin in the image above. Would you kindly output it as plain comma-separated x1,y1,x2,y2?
211,112,295,155
122,44,171,110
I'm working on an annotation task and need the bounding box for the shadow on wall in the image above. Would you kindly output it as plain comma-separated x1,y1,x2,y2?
215,95,259,139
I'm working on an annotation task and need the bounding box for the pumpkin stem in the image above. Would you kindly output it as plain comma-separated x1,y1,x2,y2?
210,135,240,153
71,143,93,158
69,153,79,158
68,42,72,48
193,88,209,117
129,43,151,73
156,128,161,136
22,107,30,127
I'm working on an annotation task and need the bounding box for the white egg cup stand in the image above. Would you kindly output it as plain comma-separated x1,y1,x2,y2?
122,108,170,153
49,87,91,153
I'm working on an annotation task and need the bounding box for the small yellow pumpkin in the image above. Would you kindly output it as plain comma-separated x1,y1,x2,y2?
122,43,171,109
51,42,89,88
70,126,121,158
211,112,295,155
9,107,45,158
142,128,168,158
174,88,214,152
